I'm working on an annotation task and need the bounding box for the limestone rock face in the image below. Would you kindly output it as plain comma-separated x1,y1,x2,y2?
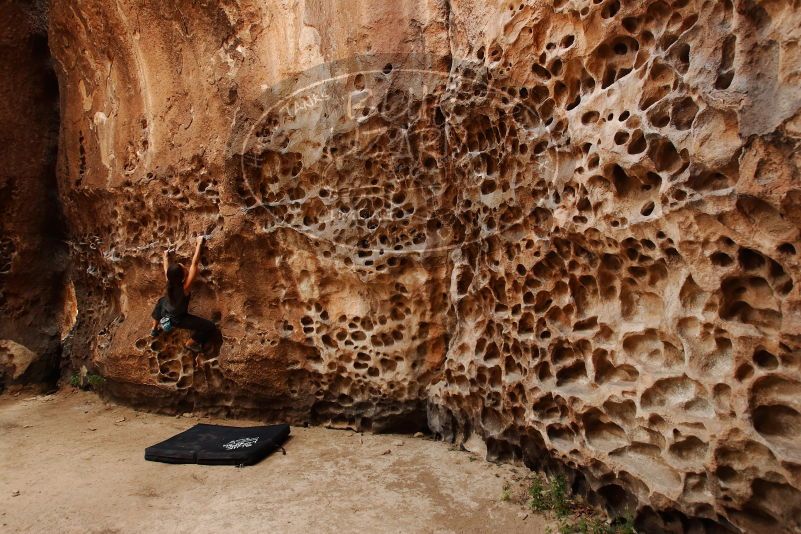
47,0,801,531
0,0,67,390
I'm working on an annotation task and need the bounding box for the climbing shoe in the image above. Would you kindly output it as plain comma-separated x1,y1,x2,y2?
185,341,203,353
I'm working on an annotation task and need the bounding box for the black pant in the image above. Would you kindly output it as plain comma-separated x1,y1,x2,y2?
151,297,216,344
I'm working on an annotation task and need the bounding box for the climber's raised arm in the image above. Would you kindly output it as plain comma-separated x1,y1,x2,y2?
162,249,169,279
183,236,204,293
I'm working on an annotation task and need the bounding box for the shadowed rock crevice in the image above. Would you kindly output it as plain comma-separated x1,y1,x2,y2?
0,0,68,392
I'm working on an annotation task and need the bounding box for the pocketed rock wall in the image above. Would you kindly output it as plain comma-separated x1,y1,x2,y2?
0,0,67,390
48,0,801,531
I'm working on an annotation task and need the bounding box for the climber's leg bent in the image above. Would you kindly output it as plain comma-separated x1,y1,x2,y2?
150,297,168,336
151,297,167,321
175,313,217,350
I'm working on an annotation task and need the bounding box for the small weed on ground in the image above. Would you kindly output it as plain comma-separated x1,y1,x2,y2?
86,374,105,388
529,473,570,518
500,482,512,502
524,474,636,534
70,371,105,391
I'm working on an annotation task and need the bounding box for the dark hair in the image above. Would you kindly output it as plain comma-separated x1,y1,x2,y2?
166,264,186,307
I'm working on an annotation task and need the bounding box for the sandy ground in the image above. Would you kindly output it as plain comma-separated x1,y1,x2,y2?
0,389,549,534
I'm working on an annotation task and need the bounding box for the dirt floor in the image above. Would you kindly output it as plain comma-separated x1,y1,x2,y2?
0,389,550,534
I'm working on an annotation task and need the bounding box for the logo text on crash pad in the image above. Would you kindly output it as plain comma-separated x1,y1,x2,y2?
222,437,260,450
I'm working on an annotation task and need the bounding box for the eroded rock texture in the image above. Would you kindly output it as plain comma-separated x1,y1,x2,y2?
48,0,801,531
0,0,67,390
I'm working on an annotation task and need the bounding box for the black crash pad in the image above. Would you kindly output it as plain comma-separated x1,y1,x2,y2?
145,423,290,466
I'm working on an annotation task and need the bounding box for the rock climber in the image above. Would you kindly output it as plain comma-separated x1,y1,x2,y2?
150,235,217,353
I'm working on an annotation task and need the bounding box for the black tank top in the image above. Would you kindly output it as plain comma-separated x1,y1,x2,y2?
164,291,190,317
